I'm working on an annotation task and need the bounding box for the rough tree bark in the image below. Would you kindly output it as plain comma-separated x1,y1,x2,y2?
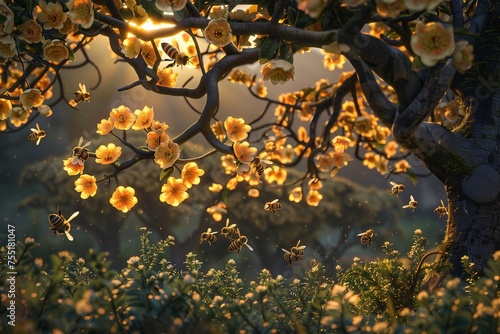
339,0,500,284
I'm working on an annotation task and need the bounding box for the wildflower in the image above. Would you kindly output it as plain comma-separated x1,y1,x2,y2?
110,105,137,130
34,1,67,30
181,162,204,188
147,130,169,151
74,174,97,199
132,106,154,130
206,202,227,221
385,141,398,158
0,34,16,59
154,140,180,169
141,41,159,67
67,0,94,29
288,186,303,203
160,177,189,206
452,40,474,74
224,116,251,142
43,39,69,63
110,186,138,213
411,22,455,67
17,19,43,44
264,165,287,185
306,190,323,206
297,0,329,17
157,67,178,87
204,18,233,47
95,143,122,165
63,157,84,175
0,98,12,120
261,59,295,85
394,159,411,173
121,36,141,59
96,118,114,135
155,0,188,12
233,141,257,164
0,0,14,34
20,88,44,110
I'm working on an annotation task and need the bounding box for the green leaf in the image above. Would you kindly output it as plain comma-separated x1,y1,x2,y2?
278,42,293,64
287,6,298,26
258,37,280,64
159,167,174,182
407,168,418,185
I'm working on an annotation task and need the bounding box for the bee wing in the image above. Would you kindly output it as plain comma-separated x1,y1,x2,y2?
31,128,38,133
65,230,74,241
410,195,415,201
273,210,280,216
390,181,397,186
296,240,301,247
402,204,410,209
36,137,41,145
172,38,179,50
270,199,279,204
79,82,86,92
440,199,446,207
357,232,366,236
245,243,254,251
66,211,80,223
78,136,84,146
282,248,291,254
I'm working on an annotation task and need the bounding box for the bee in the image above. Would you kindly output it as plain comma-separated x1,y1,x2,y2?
228,230,254,254
28,123,46,145
251,157,273,176
290,240,306,257
69,83,91,107
161,39,191,68
264,199,282,216
71,137,92,165
357,229,374,245
282,248,301,267
403,195,418,212
389,181,405,196
48,206,79,241
220,218,240,239
200,228,218,245
434,199,448,218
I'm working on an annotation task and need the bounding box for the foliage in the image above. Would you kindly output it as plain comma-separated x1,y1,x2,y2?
2,229,500,333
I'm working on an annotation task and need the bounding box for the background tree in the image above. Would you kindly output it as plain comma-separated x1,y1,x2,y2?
0,0,497,285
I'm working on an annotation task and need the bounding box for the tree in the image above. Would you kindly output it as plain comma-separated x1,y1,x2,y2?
0,0,497,285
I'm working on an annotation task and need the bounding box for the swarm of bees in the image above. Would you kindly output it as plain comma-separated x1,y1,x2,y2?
71,137,91,165
389,181,405,196
357,229,374,245
69,83,91,107
161,40,192,68
199,218,254,254
28,123,46,145
48,206,79,241
282,240,306,266
403,195,418,212
251,157,273,176
434,199,448,218
200,228,218,245
264,199,282,216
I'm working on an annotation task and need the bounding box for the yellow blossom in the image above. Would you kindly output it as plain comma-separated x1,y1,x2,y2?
204,18,233,47
306,190,323,206
452,40,474,74
363,152,379,169
394,160,411,173
181,162,205,188
132,106,154,130
43,39,69,63
264,165,287,185
233,141,257,164
331,151,353,168
141,41,159,67
224,116,251,142
110,186,138,213
95,143,122,165
63,157,84,175
297,0,329,18
9,107,30,127
410,22,455,67
96,118,114,135
147,130,169,151
0,34,16,59
110,105,137,130
385,141,399,158
157,67,178,87
38,105,53,117
315,154,332,172
261,60,295,85
332,135,351,153
0,98,12,120
323,52,346,71
17,19,43,44
74,174,97,199
308,178,323,190
289,186,303,203
67,0,94,29
208,183,223,193
0,1,14,34
221,154,237,174
34,1,67,30
159,177,189,206
206,202,227,221
121,36,141,59
154,140,180,169
20,88,44,110
0,120,6,131
155,0,188,12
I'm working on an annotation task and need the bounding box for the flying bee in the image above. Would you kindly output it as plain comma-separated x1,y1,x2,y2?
48,206,79,241
220,218,240,239
228,230,254,254
389,181,405,196
71,137,92,165
69,83,91,107
161,39,191,68
357,229,374,245
434,199,448,218
282,248,301,267
28,123,46,145
264,199,282,216
403,195,418,212
200,228,218,245
290,240,306,257
251,157,273,176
